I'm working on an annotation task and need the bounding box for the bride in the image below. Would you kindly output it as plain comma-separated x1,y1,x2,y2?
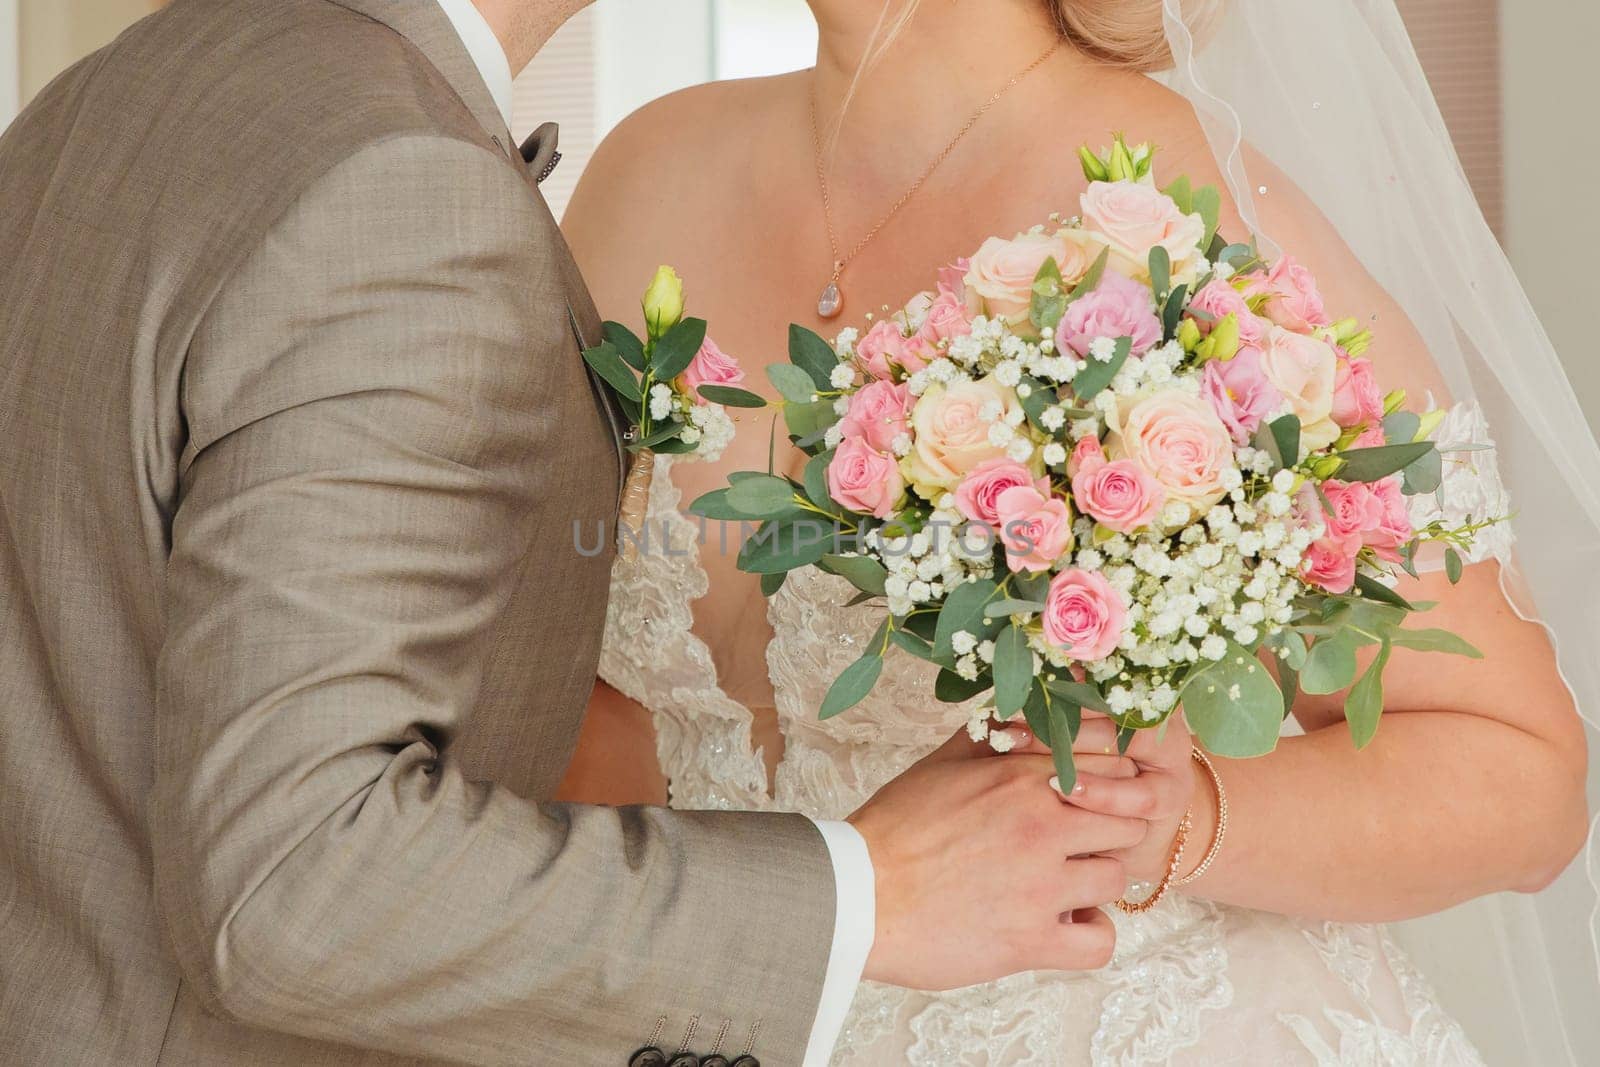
558,0,1595,1062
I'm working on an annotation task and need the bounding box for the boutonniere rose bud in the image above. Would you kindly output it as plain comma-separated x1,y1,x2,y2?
641,265,685,338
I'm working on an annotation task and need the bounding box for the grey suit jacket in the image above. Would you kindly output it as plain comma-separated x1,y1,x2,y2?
0,2,837,1064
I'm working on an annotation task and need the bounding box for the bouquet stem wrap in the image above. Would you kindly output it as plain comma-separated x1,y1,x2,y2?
617,447,655,563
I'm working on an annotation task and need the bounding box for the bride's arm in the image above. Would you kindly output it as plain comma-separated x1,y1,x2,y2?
554,681,669,806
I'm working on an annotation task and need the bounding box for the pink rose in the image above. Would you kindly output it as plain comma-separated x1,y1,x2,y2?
856,319,925,380
1107,390,1235,516
938,257,972,297
1200,345,1284,443
1187,278,1267,348
1081,180,1206,283
1319,479,1386,542
954,458,1046,529
919,289,974,345
826,437,905,519
1365,476,1414,562
1331,356,1385,429
1251,255,1331,333
1043,569,1128,662
1068,436,1166,533
993,484,1073,573
680,337,745,403
1055,271,1163,359
1260,326,1340,452
1300,536,1359,594
839,379,911,455
1351,423,1387,449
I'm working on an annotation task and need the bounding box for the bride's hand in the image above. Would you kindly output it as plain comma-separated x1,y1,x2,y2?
1056,713,1198,884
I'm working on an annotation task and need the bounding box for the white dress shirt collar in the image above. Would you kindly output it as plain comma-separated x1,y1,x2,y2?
433,0,515,129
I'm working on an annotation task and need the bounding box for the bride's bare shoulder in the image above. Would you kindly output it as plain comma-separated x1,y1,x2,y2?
563,72,801,257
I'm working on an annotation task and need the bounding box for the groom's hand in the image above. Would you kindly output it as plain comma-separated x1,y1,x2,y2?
848,727,1145,991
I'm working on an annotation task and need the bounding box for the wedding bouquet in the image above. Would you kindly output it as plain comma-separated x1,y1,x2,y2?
690,135,1495,788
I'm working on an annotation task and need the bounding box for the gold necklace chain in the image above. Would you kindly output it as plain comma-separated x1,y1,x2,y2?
809,39,1062,319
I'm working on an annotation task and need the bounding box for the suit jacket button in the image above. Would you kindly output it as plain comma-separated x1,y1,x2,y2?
701,1058,731,1067
666,1056,700,1067
731,1058,761,1067
629,1049,668,1067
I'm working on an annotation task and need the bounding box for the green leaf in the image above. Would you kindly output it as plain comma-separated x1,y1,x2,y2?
1403,447,1443,495
933,578,1003,662
803,450,839,514
1030,256,1067,333
768,363,821,404
1043,677,1112,715
822,554,889,596
1279,660,1301,719
1382,410,1421,445
633,421,686,449
736,519,834,574
789,324,840,391
1193,185,1222,249
1018,375,1061,434
726,474,805,519
690,487,754,522
1049,700,1080,793
936,668,991,703
582,342,642,403
1163,175,1194,215
1388,627,1483,658
1148,246,1171,301
1353,572,1414,611
1344,639,1391,748
1265,629,1308,671
992,624,1034,720
651,317,708,381
1255,414,1301,473
1180,641,1283,758
602,321,647,371
987,598,1046,616
760,571,787,597
1162,282,1189,341
1071,336,1132,402
820,651,885,720
783,398,839,448
1301,632,1359,695
889,628,936,662
1336,442,1436,483
1444,548,1464,584
697,384,766,408
1064,247,1111,307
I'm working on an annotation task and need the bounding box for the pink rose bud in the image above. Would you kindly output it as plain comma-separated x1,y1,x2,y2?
993,484,1073,573
1330,356,1386,429
1068,435,1107,479
1042,569,1128,662
839,379,912,455
1055,271,1163,359
1300,535,1359,594
680,337,745,403
953,458,1046,529
826,437,905,519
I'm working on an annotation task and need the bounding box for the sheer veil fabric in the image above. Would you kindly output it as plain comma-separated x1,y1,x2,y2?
1156,0,1600,1059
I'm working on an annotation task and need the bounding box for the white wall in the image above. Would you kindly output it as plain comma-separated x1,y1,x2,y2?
0,0,19,126
1504,0,1600,430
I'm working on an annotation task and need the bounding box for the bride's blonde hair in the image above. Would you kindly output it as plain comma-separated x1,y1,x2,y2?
1048,0,1223,73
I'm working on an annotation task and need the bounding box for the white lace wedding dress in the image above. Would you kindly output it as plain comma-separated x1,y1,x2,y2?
599,403,1509,1066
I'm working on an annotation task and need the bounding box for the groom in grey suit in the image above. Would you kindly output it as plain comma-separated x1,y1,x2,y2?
0,1,1137,1064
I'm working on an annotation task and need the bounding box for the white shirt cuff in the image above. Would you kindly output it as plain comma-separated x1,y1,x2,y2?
803,819,876,1067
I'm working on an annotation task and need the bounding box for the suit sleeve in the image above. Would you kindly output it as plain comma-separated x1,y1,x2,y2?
151,134,839,1065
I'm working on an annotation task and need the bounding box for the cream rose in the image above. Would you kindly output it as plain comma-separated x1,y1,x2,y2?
903,376,1034,496
1106,389,1234,517
964,231,1079,332
1259,325,1340,452
1080,180,1207,285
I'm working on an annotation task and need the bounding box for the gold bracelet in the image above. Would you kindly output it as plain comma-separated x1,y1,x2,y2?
1172,747,1227,889
1113,809,1192,914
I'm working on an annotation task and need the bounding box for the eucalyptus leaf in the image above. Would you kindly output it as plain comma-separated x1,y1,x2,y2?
1180,641,1283,758
1064,247,1111,307
1344,639,1391,748
820,651,885,720
1047,696,1082,793
1444,548,1464,584
689,487,754,522
737,519,833,574
1301,632,1359,694
789,324,840,390
933,578,1003,661
992,624,1034,720
1336,442,1436,483
823,554,889,596
1193,185,1222,249
760,571,786,597
1353,573,1414,611
1382,410,1421,445
768,363,821,404
1403,447,1443,495
1162,282,1189,340
1148,246,1171,301
783,398,839,448
936,667,992,703
582,342,642,403
1388,627,1483,658
1163,175,1194,215
1022,681,1053,745
602,320,646,371
1255,414,1301,473
987,598,1046,616
697,384,766,409
726,474,805,519
1265,629,1308,671
1018,375,1061,434
650,318,708,381
1030,256,1067,333
1043,677,1112,715
804,450,839,513
634,421,686,449
889,629,936,662
1071,336,1132,402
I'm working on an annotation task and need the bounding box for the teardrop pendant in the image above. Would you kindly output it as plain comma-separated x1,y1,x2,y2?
817,281,843,319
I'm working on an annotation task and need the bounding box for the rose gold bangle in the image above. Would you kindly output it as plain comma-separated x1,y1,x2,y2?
1113,809,1192,914
1172,747,1227,889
